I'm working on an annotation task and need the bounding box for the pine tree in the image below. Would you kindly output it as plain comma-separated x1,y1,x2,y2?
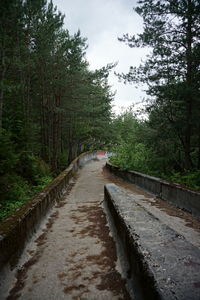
118,0,200,170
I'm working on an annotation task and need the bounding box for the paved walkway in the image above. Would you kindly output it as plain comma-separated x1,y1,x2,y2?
6,160,130,300
4,159,200,300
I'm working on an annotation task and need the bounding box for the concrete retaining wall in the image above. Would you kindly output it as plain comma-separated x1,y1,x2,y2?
106,162,200,218
0,151,102,271
104,184,200,300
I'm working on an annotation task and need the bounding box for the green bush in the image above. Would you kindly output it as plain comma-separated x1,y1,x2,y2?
0,173,30,220
57,152,68,173
0,143,53,221
167,170,200,190
0,129,18,175
110,142,151,173
110,142,200,191
0,172,53,221
17,152,51,185
32,176,52,194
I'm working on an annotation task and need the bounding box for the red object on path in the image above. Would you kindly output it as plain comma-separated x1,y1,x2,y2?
97,151,106,156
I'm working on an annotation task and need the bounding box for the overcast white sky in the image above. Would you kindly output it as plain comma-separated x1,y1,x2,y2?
53,0,149,113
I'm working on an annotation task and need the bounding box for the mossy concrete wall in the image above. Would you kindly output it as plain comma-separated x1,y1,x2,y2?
106,162,200,218
0,151,99,271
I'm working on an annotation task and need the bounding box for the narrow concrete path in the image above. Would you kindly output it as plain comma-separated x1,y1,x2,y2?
103,168,200,249
6,160,131,300
4,159,200,300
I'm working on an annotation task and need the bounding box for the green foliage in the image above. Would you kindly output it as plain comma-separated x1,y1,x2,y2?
111,143,150,174
0,129,18,174
0,151,53,220
0,173,53,221
118,0,200,171
166,170,200,190
0,0,113,221
0,173,30,221
31,176,52,194
112,0,200,191
17,152,51,185
110,109,151,173
0,173,29,203
110,108,200,191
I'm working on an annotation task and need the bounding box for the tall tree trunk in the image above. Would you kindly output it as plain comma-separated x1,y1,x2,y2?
0,50,6,132
185,0,193,169
41,94,49,162
198,124,200,169
52,93,61,172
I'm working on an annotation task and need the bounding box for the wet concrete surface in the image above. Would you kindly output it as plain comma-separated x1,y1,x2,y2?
103,167,200,248
1,160,200,299
105,183,200,300
2,160,130,300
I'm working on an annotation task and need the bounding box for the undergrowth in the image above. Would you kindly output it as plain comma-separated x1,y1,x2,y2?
0,133,53,221
110,152,200,191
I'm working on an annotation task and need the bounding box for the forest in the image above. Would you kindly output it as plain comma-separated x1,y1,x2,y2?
111,0,200,189
0,0,114,219
0,0,200,220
